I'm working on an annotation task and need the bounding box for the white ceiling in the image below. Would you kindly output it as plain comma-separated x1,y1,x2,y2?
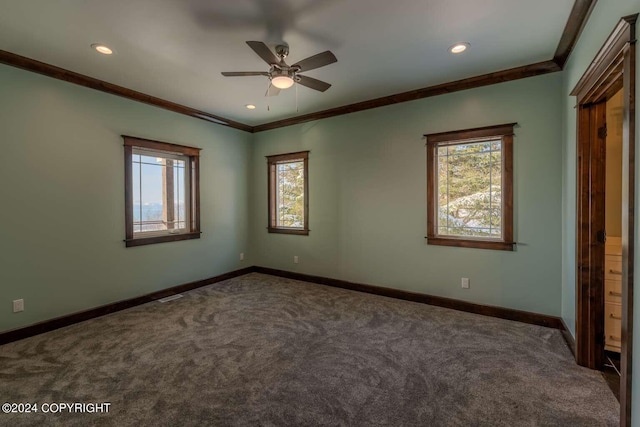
0,0,574,127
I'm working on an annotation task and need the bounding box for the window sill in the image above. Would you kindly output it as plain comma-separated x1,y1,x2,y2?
268,227,309,236
125,232,201,248
426,237,515,251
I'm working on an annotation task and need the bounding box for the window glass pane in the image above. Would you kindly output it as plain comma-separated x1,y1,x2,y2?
489,149,502,235
436,139,502,239
437,147,450,232
131,150,191,235
173,160,186,230
276,160,305,228
139,160,166,233
140,154,158,164
132,160,141,233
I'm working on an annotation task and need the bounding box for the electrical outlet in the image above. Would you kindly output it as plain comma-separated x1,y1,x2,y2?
461,278,470,289
240,252,244,261
13,299,24,313
294,256,299,264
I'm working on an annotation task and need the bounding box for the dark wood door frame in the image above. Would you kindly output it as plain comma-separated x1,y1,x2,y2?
571,15,636,426
575,100,607,369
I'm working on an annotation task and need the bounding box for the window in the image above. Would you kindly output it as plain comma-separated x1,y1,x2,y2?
426,123,515,251
123,136,201,247
267,151,309,235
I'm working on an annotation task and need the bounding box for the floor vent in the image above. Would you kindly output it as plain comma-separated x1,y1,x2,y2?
158,294,184,303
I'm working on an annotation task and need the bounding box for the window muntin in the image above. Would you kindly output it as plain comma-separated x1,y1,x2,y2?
267,151,309,235
124,136,201,247
426,124,515,251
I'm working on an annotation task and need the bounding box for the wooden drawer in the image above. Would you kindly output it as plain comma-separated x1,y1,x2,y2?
605,303,622,352
605,255,623,281
605,279,622,304
605,237,622,256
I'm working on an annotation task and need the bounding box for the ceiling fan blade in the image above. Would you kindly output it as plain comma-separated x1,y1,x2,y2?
296,75,331,92
221,71,269,77
246,41,279,65
292,51,337,72
265,85,281,97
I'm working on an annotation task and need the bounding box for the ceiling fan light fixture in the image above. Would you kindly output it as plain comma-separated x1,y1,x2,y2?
271,75,295,89
449,42,469,54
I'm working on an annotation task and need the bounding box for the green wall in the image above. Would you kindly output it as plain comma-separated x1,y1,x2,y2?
251,73,563,316
0,64,253,332
560,1,640,424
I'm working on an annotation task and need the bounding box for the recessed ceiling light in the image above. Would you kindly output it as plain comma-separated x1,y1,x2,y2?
91,44,113,55
245,104,256,110
449,43,470,54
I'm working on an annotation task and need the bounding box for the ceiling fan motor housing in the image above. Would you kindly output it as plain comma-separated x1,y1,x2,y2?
275,44,289,59
270,66,296,79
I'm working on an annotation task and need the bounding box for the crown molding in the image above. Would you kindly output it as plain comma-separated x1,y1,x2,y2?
553,0,598,68
253,0,595,132
0,49,253,133
0,0,594,134
253,61,560,132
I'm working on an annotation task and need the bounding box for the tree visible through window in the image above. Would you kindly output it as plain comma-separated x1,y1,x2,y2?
437,141,502,237
426,124,515,251
124,136,201,247
267,151,309,235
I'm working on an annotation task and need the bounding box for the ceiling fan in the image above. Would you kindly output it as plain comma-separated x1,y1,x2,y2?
221,41,337,96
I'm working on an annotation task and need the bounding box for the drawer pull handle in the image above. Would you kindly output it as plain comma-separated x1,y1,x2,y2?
609,269,622,275
609,335,622,342
609,291,622,297
609,314,622,320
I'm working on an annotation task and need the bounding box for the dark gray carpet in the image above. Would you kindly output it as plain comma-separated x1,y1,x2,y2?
0,273,619,426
